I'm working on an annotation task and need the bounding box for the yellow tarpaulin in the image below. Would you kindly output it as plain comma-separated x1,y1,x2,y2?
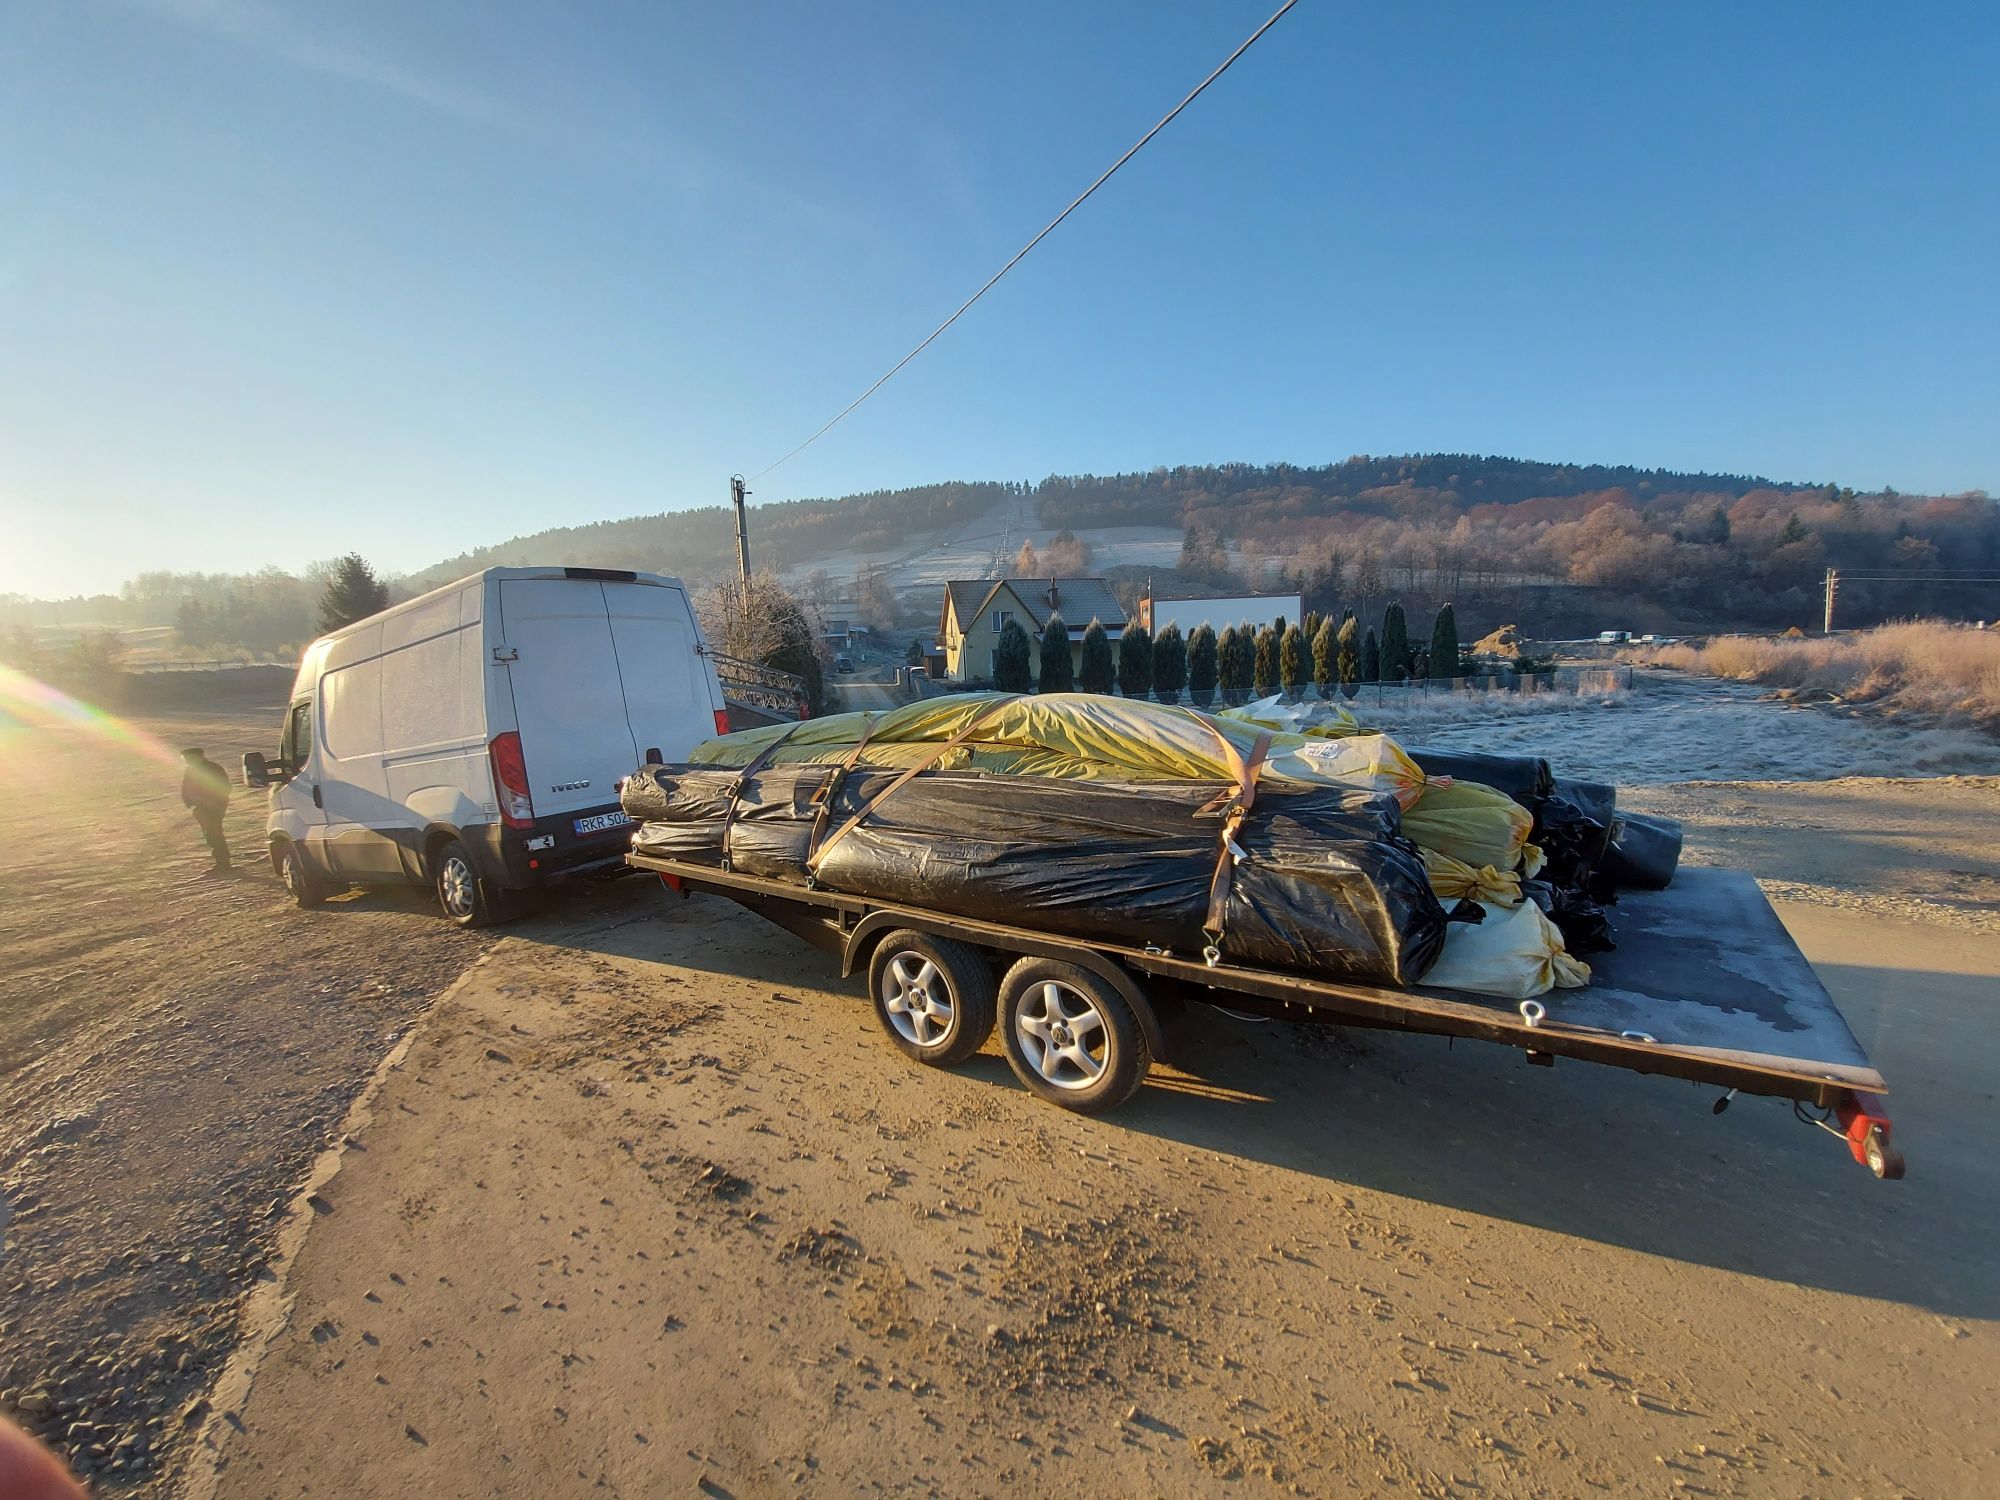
1420,848,1524,906
1401,778,1533,872
691,693,1426,807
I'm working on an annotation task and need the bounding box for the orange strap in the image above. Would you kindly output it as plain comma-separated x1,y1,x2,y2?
800,712,886,858
1201,728,1273,948
806,696,1019,874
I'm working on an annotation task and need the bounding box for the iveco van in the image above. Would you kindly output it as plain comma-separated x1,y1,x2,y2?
244,566,726,925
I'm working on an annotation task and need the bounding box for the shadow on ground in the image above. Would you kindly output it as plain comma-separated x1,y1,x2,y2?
507,886,1996,1320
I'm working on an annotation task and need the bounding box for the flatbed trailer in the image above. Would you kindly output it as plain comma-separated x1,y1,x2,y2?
626,851,1905,1180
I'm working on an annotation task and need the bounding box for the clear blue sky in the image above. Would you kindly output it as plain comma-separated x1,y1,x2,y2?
2,0,1995,598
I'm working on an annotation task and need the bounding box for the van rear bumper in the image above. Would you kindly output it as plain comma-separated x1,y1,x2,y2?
469,805,637,889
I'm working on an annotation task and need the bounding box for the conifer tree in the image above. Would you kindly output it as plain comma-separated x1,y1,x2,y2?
1311,617,1336,697
1151,623,1185,702
1253,626,1279,697
1115,622,1152,698
1279,624,1307,696
1429,603,1459,681
993,619,1032,691
1216,626,1244,699
1337,615,1360,698
1039,612,1072,693
317,554,389,633
1077,617,1114,693
1187,623,1218,706
1380,602,1408,682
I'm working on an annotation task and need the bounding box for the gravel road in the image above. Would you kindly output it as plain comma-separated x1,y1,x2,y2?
0,700,518,1491
5,683,1997,1496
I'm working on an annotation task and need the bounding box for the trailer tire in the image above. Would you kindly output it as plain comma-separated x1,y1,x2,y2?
868,931,997,1067
998,958,1150,1114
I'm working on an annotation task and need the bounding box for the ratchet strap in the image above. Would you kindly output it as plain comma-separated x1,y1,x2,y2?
1197,721,1274,961
717,722,805,871
806,695,1020,876
799,713,887,869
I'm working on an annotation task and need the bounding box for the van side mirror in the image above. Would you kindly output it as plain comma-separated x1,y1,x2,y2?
242,751,271,788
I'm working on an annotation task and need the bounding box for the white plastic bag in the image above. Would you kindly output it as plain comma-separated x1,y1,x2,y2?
1423,901,1591,1000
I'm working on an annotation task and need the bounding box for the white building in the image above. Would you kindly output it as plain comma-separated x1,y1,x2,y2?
1138,592,1304,639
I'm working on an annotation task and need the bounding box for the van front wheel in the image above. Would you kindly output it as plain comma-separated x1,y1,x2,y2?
434,839,503,928
275,840,327,909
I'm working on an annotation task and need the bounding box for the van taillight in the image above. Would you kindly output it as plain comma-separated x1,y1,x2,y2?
713,709,731,738
488,733,535,828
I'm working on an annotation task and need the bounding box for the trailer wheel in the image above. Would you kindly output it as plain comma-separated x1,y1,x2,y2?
998,959,1150,1114
868,931,997,1067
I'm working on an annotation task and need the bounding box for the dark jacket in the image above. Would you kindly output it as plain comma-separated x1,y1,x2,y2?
180,756,231,815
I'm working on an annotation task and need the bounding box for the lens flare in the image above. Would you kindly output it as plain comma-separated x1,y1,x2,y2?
0,662,183,767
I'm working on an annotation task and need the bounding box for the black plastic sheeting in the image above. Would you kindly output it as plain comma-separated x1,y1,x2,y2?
624,764,1451,987
1602,811,1684,890
1407,747,1555,807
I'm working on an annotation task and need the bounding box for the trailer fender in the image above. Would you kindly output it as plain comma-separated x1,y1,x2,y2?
841,910,1168,1064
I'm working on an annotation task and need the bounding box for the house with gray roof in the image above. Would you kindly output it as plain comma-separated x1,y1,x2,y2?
937,577,1126,684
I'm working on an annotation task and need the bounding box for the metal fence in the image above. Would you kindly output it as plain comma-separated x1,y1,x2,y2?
899,663,1632,708
710,650,810,719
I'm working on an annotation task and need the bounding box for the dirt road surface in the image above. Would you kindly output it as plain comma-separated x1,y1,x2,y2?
5,682,1997,1497
190,786,2000,1498
0,699,500,1491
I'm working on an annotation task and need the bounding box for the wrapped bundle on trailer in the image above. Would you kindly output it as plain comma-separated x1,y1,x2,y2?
624,753,1453,989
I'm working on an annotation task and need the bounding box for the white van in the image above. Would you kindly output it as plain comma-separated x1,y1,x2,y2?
244,566,727,925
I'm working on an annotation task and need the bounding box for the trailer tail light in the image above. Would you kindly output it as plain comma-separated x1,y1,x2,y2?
713,709,731,738
488,732,536,828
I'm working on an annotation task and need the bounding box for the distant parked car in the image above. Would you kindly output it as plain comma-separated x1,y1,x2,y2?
834,656,856,674
1597,630,1632,643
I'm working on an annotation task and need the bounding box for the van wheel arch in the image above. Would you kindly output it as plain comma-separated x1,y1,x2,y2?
422,825,464,879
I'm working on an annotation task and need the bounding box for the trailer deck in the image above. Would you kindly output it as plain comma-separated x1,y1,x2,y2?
626,851,1903,1177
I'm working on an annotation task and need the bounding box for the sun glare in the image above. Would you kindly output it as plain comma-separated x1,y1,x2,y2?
0,661,183,768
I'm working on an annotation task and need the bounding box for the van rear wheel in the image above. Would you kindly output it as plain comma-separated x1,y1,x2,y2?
434,839,504,928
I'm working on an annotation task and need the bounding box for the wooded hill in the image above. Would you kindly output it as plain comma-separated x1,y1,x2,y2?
409,454,1999,634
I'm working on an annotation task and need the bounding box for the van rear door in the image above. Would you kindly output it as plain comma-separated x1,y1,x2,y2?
603,581,722,763
496,578,640,821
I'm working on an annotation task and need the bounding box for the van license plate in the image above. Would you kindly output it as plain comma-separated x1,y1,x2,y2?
573,812,634,836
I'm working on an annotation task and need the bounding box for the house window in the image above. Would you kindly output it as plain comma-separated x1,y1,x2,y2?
994,610,1014,633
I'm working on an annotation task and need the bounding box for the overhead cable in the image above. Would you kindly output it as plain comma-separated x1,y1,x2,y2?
747,0,1301,481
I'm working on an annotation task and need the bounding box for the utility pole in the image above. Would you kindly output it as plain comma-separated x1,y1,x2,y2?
1823,567,1839,634
730,475,752,584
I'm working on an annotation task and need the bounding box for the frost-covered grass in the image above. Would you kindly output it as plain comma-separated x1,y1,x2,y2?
1354,688,1632,732
1636,622,2000,729
1348,672,2000,785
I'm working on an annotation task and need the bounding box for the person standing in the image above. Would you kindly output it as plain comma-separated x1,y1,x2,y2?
180,747,232,874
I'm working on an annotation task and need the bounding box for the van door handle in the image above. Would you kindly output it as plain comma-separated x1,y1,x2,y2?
311,784,323,809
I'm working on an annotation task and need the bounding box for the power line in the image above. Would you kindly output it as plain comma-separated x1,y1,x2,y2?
747,0,1301,482
1830,573,2000,583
